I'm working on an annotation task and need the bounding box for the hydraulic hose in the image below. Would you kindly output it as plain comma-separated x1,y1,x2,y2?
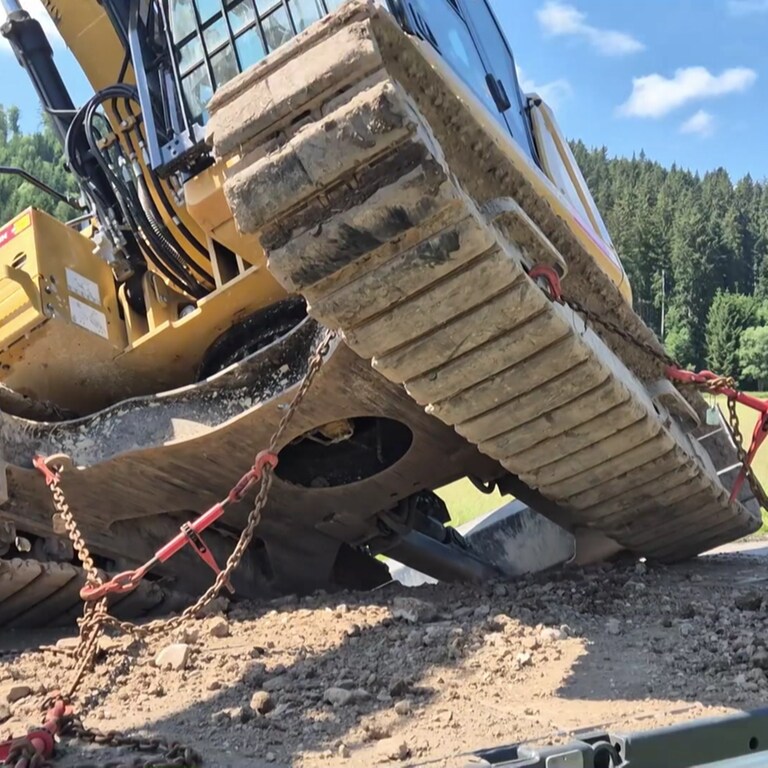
90,88,213,291
68,85,209,297
134,175,207,297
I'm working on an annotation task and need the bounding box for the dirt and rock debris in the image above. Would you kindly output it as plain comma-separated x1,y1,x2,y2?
3,546,768,767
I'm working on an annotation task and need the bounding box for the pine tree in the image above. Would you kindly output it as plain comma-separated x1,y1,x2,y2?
706,292,760,380
0,106,78,224
740,325,768,390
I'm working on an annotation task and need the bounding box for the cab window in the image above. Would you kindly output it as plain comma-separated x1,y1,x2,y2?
404,0,536,161
169,0,346,123
458,1,535,158
405,0,500,119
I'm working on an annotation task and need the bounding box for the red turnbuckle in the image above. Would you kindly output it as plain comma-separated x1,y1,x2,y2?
529,264,563,303
77,450,279,602
32,454,60,487
666,367,768,501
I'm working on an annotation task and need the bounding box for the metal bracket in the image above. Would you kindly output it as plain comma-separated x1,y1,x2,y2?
646,377,701,430
468,706,768,767
481,197,568,278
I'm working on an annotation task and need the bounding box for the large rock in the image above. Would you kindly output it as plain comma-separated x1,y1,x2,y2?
154,644,191,671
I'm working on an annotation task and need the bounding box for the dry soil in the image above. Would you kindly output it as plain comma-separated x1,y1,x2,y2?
3,545,768,767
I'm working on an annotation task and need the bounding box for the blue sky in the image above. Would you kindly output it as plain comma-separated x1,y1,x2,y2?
490,0,768,180
1,1,767,181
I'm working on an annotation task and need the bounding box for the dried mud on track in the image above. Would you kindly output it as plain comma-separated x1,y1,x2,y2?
3,546,768,767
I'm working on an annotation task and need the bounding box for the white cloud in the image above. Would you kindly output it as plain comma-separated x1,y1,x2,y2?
728,0,768,15
536,1,644,56
516,66,572,109
618,66,757,118
680,109,715,137
0,1,64,55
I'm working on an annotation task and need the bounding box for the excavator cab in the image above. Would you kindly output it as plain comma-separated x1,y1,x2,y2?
160,0,531,151
118,0,355,177
0,0,627,310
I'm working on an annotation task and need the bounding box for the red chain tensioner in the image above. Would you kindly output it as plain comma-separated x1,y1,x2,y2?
32,451,279,602
666,368,768,502
0,698,71,765
32,454,62,487
529,264,563,303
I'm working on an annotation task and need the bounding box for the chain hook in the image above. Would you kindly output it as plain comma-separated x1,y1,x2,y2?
227,450,279,503
31,455,59,487
529,264,563,303
80,570,143,602
32,453,75,487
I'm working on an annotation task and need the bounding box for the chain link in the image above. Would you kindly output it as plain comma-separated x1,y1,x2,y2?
46,478,111,701
67,756,197,768
31,327,337,767
52,484,101,584
683,375,768,509
64,717,203,768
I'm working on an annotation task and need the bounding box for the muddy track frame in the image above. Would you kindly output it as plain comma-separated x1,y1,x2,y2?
208,0,760,558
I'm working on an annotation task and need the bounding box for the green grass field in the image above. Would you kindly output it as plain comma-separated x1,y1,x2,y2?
433,394,768,534
434,478,507,528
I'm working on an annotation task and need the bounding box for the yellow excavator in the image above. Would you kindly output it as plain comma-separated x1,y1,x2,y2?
0,0,760,627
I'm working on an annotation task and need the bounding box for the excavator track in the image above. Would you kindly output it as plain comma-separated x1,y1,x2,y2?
0,558,190,629
207,0,761,560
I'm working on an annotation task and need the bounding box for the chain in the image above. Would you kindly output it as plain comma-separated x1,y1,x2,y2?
31,327,337,767
726,395,768,510
682,366,768,508
563,295,677,369
64,716,203,767
104,326,338,640
67,758,194,768
564,292,768,508
2,739,41,767
52,483,101,584
47,476,111,700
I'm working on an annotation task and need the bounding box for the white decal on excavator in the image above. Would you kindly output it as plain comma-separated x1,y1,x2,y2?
69,296,109,339
65,267,100,305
